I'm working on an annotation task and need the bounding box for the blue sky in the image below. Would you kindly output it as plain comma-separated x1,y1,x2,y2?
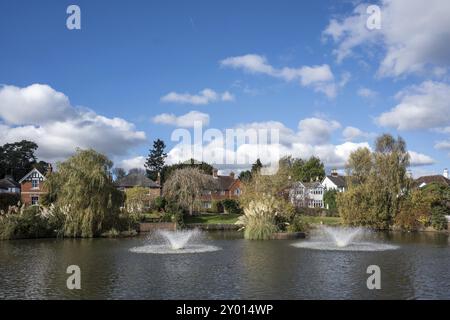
0,0,449,176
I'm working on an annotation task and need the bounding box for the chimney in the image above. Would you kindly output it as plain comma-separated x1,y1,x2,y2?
156,171,161,185
213,168,218,178
46,164,53,175
331,169,338,177
444,168,449,179
229,172,235,179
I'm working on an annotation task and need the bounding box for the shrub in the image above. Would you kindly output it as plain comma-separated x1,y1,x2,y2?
323,189,338,211
125,187,151,214
222,199,241,214
0,205,62,240
153,196,167,212
237,197,279,240
287,215,310,233
431,206,448,231
0,193,20,213
211,200,224,213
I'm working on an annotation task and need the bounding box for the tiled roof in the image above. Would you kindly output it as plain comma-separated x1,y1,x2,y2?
115,173,160,188
0,176,20,189
215,175,237,191
415,175,450,187
326,175,347,188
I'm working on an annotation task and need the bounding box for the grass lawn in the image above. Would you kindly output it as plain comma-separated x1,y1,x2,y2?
185,214,241,225
301,216,342,226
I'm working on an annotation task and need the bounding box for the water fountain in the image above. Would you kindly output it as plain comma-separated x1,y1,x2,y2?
292,226,399,251
130,229,221,254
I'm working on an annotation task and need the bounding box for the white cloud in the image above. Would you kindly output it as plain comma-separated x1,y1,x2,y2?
298,118,341,145
357,87,378,99
0,84,146,163
220,54,345,98
342,126,374,141
119,156,146,171
376,81,450,130
164,117,367,170
0,84,75,125
152,110,210,127
408,151,435,166
323,0,450,77
160,88,234,105
435,140,450,150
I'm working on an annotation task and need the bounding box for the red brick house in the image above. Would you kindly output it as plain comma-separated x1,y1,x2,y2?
115,171,162,199
201,169,242,210
19,168,48,205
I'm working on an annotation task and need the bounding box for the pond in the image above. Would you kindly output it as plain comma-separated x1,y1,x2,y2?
0,230,449,299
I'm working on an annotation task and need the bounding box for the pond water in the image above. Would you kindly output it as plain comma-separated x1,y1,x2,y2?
1,231,449,299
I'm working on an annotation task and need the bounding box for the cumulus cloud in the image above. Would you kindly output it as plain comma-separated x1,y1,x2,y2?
152,111,210,127
0,84,146,162
0,84,75,125
408,151,435,166
118,156,146,171
160,88,234,105
323,0,450,77
220,54,346,98
376,81,450,130
342,126,374,141
297,118,341,145
164,117,368,170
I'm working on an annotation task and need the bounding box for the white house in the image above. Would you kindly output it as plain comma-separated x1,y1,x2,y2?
289,181,324,208
321,169,347,192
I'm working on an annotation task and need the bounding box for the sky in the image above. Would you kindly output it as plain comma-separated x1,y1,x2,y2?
0,0,449,177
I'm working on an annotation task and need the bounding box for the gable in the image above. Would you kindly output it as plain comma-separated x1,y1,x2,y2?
19,168,46,184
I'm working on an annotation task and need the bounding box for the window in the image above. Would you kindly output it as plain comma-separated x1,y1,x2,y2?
32,179,39,189
234,188,241,196
203,202,212,209
31,196,39,205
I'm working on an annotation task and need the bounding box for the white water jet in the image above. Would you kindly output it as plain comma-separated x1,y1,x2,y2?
159,229,200,250
292,226,399,251
130,229,221,254
323,226,363,248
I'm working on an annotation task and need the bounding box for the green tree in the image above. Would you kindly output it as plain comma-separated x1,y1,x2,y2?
346,147,372,185
251,159,263,174
323,189,338,211
43,149,124,237
0,140,39,180
338,134,411,230
238,170,252,182
145,139,167,181
289,156,325,182
162,167,217,215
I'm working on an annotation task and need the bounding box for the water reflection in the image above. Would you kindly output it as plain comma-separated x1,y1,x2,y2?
0,231,448,299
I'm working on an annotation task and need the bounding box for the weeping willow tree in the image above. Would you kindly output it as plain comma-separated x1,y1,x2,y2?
43,149,123,237
163,167,217,215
